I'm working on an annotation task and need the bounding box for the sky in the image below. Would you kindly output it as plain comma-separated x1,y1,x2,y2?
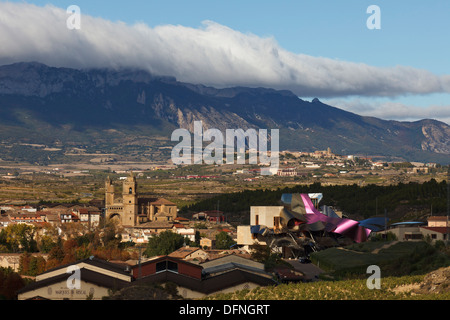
0,0,449,124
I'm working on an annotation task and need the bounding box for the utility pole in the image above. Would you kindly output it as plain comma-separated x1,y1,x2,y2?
376,197,378,216
138,245,143,279
447,166,449,245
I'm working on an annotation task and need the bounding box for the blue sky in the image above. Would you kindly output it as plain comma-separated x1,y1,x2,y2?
17,0,449,72
1,0,450,123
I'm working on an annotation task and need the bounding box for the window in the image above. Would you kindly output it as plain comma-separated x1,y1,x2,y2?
167,261,178,273
156,261,166,273
156,260,179,273
274,216,280,228
129,187,133,194
255,214,259,225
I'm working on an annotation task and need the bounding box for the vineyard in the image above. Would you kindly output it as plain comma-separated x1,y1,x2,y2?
204,272,449,300
310,241,450,278
205,240,450,300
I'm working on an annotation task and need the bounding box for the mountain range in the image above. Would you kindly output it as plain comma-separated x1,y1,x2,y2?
0,62,449,164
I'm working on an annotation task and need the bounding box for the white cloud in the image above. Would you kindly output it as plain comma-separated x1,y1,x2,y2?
324,98,450,125
1,2,450,99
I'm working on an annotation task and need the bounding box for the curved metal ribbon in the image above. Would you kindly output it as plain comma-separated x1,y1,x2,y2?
281,193,372,243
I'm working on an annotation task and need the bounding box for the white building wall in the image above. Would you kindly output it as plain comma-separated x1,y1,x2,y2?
250,206,283,228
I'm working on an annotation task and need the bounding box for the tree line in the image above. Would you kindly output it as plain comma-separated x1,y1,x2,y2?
181,179,448,220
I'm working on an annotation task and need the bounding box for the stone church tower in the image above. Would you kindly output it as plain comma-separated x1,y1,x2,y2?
104,171,177,228
121,172,138,226
105,176,115,207
104,172,138,227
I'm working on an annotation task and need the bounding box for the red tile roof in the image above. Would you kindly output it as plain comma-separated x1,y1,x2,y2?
421,226,450,234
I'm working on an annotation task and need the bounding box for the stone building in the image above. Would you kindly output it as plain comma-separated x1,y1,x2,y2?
105,172,177,227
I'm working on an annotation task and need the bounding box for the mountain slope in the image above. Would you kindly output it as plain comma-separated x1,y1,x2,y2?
0,62,449,164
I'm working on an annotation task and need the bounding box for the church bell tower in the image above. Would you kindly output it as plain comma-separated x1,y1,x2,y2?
105,176,115,206
122,172,138,226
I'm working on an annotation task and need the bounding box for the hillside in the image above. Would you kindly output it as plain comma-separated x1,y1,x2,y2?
204,268,450,300
0,62,449,165
204,241,450,300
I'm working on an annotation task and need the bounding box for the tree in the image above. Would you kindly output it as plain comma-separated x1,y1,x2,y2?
144,231,185,257
0,224,37,253
215,231,236,250
75,245,92,260
0,268,25,300
37,235,57,253
48,243,65,262
249,243,286,271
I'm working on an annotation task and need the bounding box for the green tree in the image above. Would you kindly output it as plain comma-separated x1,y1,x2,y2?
0,224,37,253
48,242,65,262
75,245,92,260
215,231,236,250
249,243,286,271
38,235,57,253
144,231,185,257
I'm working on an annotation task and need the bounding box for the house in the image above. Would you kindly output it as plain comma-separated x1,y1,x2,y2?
192,210,225,223
73,207,101,227
419,216,449,242
168,246,208,261
0,215,11,227
134,220,174,235
277,167,297,176
59,212,80,224
0,253,48,272
8,212,44,224
129,255,276,299
172,224,196,242
19,205,37,213
203,249,252,261
0,253,21,272
17,257,132,300
199,253,264,272
44,212,62,225
18,253,277,300
380,216,449,242
427,216,449,228
200,237,216,249
420,226,449,242
385,221,425,241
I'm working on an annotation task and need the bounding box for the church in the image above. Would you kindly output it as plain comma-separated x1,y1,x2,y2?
105,172,177,227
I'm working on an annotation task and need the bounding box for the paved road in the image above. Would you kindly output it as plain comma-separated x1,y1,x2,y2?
284,259,325,281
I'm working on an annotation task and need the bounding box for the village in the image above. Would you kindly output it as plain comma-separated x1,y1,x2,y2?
0,164,448,300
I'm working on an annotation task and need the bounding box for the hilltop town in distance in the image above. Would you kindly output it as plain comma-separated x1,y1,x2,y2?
0,147,447,209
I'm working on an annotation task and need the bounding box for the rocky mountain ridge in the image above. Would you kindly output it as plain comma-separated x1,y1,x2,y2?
0,62,449,164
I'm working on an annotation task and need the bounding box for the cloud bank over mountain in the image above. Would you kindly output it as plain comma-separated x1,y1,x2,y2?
325,99,450,125
1,2,450,101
